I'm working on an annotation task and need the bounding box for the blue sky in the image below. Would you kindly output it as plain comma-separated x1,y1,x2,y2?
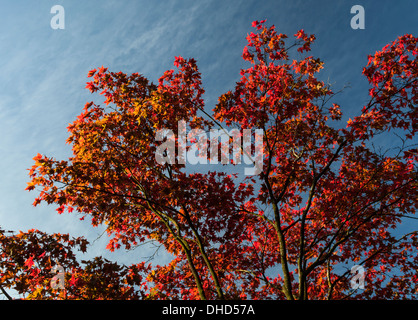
0,0,417,282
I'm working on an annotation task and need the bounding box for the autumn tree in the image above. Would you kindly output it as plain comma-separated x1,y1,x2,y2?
6,20,417,300
0,228,149,299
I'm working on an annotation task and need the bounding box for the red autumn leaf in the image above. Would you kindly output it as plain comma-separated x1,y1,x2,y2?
87,69,97,77
24,256,34,269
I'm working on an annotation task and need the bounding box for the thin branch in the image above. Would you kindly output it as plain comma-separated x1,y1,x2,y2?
0,285,13,300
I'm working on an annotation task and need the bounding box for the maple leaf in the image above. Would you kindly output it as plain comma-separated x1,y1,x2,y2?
87,69,97,77
24,256,35,269
98,66,107,74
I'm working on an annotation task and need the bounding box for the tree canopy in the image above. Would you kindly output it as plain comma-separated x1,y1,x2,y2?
1,20,417,300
